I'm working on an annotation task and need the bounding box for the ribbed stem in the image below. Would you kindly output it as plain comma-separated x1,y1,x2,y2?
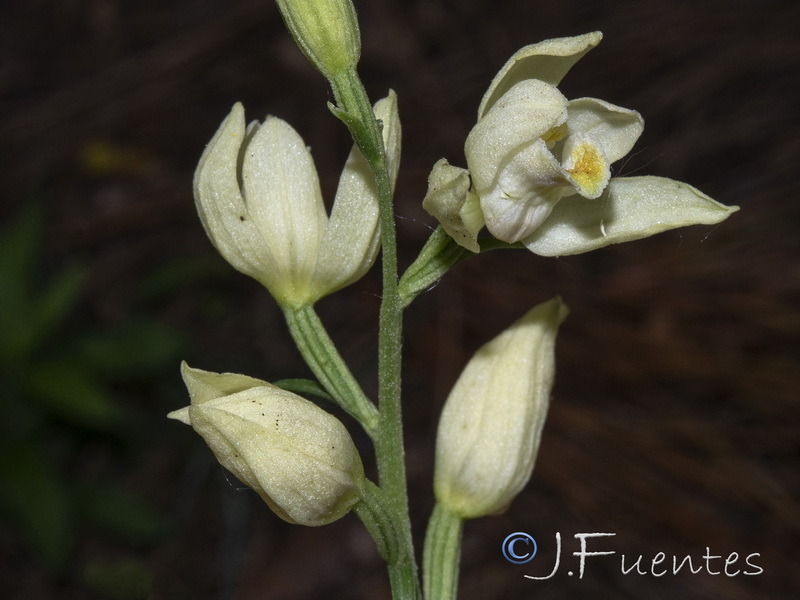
282,304,378,433
423,503,464,600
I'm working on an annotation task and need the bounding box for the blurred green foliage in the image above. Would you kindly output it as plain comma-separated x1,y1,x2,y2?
0,203,181,591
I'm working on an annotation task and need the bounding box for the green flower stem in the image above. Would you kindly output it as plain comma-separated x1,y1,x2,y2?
422,503,464,600
328,68,421,600
282,304,378,433
399,227,528,307
398,226,473,307
327,71,385,173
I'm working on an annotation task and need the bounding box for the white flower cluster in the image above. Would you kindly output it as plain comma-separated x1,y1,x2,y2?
424,32,737,256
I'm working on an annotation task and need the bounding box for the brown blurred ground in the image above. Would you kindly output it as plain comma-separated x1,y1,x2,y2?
1,0,798,598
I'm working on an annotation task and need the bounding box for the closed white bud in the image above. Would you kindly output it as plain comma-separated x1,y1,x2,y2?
433,297,567,519
193,92,400,307
169,363,365,526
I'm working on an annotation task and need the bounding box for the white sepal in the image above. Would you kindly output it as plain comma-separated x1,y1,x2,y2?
523,176,739,256
313,91,402,292
478,32,603,117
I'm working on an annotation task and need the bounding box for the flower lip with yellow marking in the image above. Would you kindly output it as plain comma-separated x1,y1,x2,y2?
561,134,610,199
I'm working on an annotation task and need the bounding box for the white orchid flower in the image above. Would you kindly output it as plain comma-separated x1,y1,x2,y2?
194,91,400,307
427,32,737,255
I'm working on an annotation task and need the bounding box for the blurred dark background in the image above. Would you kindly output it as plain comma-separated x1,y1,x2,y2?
1,0,798,598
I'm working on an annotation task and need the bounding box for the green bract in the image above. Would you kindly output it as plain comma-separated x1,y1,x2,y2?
425,32,738,255
193,91,401,308
169,363,365,527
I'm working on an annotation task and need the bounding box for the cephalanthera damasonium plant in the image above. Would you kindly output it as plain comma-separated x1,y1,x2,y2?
168,1,738,598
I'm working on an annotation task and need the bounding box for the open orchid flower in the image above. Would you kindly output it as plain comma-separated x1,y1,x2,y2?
425,32,737,255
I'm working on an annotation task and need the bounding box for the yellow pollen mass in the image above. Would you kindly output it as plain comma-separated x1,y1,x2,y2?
565,142,607,197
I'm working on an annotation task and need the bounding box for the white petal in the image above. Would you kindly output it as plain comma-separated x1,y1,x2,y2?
312,91,402,295
523,176,739,256
242,117,328,305
478,32,603,117
193,103,277,284
466,80,567,194
480,139,569,243
565,97,644,163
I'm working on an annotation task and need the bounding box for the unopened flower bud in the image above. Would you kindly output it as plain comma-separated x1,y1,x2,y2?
193,92,400,308
275,0,361,78
422,158,484,252
433,297,567,519
169,362,365,526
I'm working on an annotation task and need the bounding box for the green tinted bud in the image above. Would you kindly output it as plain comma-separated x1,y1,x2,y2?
275,0,361,78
